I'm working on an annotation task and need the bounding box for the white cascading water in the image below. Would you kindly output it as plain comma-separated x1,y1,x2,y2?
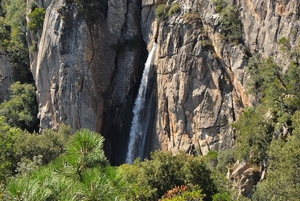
126,43,157,164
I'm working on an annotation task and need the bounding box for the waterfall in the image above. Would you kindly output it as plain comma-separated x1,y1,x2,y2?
126,43,157,164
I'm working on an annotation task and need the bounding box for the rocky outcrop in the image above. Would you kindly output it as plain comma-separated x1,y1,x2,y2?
0,54,13,102
227,161,261,197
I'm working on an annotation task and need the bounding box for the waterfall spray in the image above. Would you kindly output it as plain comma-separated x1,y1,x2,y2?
126,43,157,164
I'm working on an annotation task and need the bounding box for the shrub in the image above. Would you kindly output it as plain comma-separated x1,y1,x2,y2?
183,12,201,23
13,124,72,165
0,82,39,132
27,7,45,33
277,36,290,51
155,4,166,21
212,192,231,201
218,5,242,43
199,38,212,48
120,152,218,201
213,0,227,13
0,118,21,183
29,40,37,52
232,106,273,164
216,149,235,173
167,3,181,16
212,0,242,43
160,186,205,201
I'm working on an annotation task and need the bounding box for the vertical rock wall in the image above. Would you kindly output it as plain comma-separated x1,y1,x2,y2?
0,54,13,102
29,0,146,164
141,0,300,155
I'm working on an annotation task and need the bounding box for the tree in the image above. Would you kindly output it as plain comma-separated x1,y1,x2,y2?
13,124,72,166
119,152,218,201
252,112,300,200
27,7,45,34
0,82,39,132
1,0,32,83
233,106,273,164
0,117,20,183
4,129,115,201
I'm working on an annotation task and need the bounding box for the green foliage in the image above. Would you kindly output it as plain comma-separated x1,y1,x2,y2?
27,7,45,33
0,17,10,48
233,106,273,164
13,124,72,165
212,192,231,201
29,40,37,52
234,49,300,164
213,0,227,13
167,3,181,16
2,132,237,201
155,3,181,22
1,0,32,83
155,4,166,21
253,112,300,200
212,0,242,43
15,155,43,175
120,151,218,201
160,186,205,201
246,55,287,109
216,149,235,173
199,38,212,48
80,168,115,200
0,82,38,132
0,118,20,183
0,123,71,184
218,4,242,43
277,36,290,51
3,129,117,201
65,129,108,173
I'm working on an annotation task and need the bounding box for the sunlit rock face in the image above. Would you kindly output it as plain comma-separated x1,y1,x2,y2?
141,0,299,155
30,0,299,163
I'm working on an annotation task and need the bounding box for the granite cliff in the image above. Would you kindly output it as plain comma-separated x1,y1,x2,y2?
26,0,300,167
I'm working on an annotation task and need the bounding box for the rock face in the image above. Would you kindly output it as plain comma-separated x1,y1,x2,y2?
0,54,13,102
142,0,249,155
140,0,300,155
227,161,261,197
29,0,300,164
29,0,146,164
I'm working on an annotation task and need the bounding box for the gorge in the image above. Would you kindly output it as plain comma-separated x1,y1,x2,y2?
1,0,300,197
0,0,298,164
